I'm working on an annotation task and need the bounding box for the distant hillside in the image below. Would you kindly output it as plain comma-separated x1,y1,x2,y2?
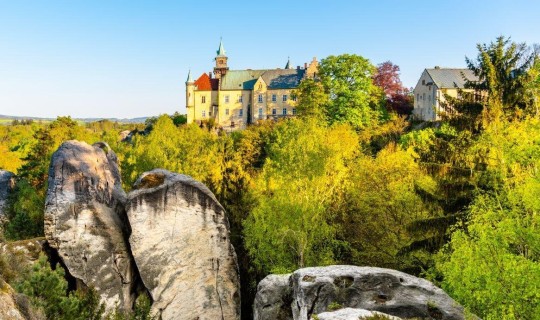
0,114,149,124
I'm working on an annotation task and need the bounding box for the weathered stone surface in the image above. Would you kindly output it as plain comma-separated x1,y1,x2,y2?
126,169,240,320
316,308,401,320
0,279,25,320
254,265,465,320
253,274,293,320
0,170,15,219
44,140,136,312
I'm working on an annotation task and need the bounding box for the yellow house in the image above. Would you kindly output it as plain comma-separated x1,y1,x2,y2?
412,67,478,121
186,40,318,130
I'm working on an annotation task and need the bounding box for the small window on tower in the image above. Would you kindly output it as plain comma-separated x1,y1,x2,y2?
202,96,206,103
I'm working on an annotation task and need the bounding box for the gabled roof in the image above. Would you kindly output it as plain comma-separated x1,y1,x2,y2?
194,73,219,91
220,70,267,90
426,68,478,88
261,69,305,89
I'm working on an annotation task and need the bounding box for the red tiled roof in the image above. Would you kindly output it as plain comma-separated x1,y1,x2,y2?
194,73,219,91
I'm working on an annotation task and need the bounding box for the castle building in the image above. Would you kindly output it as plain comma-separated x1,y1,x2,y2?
186,40,319,130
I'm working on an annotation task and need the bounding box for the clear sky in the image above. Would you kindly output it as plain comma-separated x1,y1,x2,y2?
1,0,539,118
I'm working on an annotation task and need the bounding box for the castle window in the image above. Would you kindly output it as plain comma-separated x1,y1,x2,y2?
272,94,276,102
283,108,287,115
202,96,206,103
292,108,297,115
258,94,263,103
239,109,243,117
272,108,277,115
225,109,229,115
238,95,243,103
224,95,230,103
202,110,206,117
282,95,287,102
258,84,262,90
259,107,263,119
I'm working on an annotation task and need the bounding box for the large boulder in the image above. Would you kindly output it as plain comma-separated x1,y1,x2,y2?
44,141,136,312
0,170,15,219
254,265,465,320
126,169,240,320
316,308,401,320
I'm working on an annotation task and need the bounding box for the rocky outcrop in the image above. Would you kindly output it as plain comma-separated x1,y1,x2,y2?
254,265,465,320
316,308,401,320
126,169,240,320
0,170,15,219
0,279,25,320
44,141,136,312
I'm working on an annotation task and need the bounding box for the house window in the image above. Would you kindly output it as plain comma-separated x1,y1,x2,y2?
239,109,243,117
292,108,297,115
272,94,276,102
238,95,243,103
272,108,277,115
258,94,263,103
224,95,230,103
202,96,206,103
202,110,206,117
283,108,287,115
259,107,263,118
422,80,425,85
225,109,229,115
282,95,287,102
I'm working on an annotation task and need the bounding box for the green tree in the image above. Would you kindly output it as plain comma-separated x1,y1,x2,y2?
293,78,329,120
318,54,385,130
16,255,105,320
243,119,358,273
436,118,540,319
465,36,538,122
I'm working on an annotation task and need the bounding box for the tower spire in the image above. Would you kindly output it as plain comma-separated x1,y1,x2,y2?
285,56,292,69
217,38,226,56
186,69,193,83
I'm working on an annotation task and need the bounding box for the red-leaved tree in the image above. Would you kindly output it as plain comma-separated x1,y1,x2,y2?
374,61,413,115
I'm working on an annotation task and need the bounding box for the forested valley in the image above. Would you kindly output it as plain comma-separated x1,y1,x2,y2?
1,36,540,319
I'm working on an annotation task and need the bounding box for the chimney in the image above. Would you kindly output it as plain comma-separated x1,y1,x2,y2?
434,66,440,69
209,72,212,78
304,63,308,69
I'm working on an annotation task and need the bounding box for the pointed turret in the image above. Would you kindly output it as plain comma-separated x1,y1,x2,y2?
186,69,194,84
216,38,226,57
285,57,292,69
214,38,229,79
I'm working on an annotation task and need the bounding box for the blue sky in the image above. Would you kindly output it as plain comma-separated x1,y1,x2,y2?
1,0,539,118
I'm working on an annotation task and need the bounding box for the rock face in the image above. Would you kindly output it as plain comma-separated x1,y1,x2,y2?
316,308,401,320
0,280,25,320
254,265,465,320
44,141,136,312
126,169,240,320
0,170,15,219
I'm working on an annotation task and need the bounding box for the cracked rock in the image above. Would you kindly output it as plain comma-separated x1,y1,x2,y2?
44,140,136,312
254,265,466,320
126,169,240,320
0,170,15,220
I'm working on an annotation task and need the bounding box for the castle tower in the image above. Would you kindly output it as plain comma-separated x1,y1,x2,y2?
185,70,195,124
214,39,229,79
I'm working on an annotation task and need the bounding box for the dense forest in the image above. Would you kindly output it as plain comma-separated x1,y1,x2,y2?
1,36,540,319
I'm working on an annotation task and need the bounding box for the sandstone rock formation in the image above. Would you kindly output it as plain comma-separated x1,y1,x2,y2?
0,280,25,320
0,170,15,219
316,308,401,320
126,169,240,320
44,141,136,312
254,265,465,320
